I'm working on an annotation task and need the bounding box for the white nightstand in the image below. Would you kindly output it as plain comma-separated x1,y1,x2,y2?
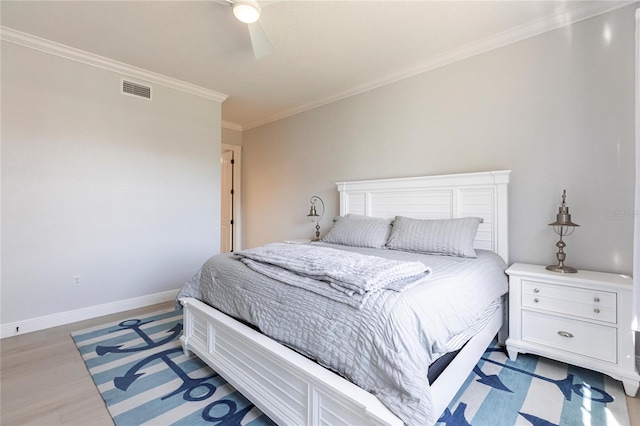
506,263,640,396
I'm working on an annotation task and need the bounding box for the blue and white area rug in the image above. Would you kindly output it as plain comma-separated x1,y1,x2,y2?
73,309,629,426
437,341,629,426
72,308,275,425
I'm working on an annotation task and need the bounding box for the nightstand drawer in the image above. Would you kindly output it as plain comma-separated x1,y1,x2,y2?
522,310,617,363
522,280,616,323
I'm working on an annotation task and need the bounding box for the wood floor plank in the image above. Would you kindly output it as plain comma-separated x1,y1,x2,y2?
0,302,173,426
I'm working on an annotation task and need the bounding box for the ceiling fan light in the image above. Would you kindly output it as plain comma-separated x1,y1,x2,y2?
233,2,261,24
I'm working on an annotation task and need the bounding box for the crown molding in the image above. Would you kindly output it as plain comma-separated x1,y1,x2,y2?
222,120,243,131
1,26,229,103
241,0,636,130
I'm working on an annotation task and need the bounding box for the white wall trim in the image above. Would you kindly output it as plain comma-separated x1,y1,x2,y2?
0,26,228,103
241,1,635,130
0,289,179,339
222,120,243,131
632,7,640,333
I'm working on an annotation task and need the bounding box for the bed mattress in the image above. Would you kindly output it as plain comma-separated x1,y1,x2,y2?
177,243,508,425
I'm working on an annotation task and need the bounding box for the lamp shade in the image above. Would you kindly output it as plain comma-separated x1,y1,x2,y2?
548,190,579,228
307,205,318,221
233,1,261,24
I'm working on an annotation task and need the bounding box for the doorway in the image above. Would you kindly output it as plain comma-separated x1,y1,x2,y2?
221,144,241,253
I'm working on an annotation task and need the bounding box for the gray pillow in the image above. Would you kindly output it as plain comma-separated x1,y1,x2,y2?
386,216,483,257
321,214,392,248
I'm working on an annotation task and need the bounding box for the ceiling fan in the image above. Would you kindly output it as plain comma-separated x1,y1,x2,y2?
226,0,275,59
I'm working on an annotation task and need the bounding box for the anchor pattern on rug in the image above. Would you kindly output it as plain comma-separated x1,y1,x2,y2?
437,346,614,426
95,317,260,425
96,319,182,355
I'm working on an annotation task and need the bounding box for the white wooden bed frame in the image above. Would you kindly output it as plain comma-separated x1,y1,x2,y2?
180,170,511,426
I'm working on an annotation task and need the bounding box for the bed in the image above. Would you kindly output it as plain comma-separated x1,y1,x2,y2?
178,170,511,426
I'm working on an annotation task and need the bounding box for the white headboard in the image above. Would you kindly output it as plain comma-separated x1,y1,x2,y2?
335,170,511,263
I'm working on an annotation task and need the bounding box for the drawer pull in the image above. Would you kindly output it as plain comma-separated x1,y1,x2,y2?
534,298,539,303
534,288,540,293
557,331,574,338
594,297,600,303
594,308,600,314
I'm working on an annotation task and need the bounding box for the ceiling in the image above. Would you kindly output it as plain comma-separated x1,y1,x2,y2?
1,1,632,130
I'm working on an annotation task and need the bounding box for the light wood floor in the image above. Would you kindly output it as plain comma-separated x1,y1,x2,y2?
2,302,640,425
1,302,174,425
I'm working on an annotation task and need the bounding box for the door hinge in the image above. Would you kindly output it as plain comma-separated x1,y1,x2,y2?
231,159,235,164
230,220,234,225
230,189,234,195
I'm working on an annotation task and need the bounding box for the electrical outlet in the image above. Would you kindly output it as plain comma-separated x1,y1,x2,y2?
73,275,82,287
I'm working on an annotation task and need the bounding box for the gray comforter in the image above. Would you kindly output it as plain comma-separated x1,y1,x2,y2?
177,243,508,425
236,242,432,308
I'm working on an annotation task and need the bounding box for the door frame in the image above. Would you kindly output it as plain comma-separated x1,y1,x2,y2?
222,143,242,251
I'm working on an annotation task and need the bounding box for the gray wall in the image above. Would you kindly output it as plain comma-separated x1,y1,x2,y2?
1,41,222,324
241,5,636,275
222,127,243,146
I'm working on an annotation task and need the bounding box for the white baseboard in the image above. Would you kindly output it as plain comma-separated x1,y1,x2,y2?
1,289,179,339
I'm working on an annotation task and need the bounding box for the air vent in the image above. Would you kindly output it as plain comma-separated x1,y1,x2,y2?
122,79,152,100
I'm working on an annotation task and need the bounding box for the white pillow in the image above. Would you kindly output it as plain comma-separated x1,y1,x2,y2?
321,214,392,248
385,216,483,257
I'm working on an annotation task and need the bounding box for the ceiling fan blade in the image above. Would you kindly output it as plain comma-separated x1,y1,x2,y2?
248,21,275,59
